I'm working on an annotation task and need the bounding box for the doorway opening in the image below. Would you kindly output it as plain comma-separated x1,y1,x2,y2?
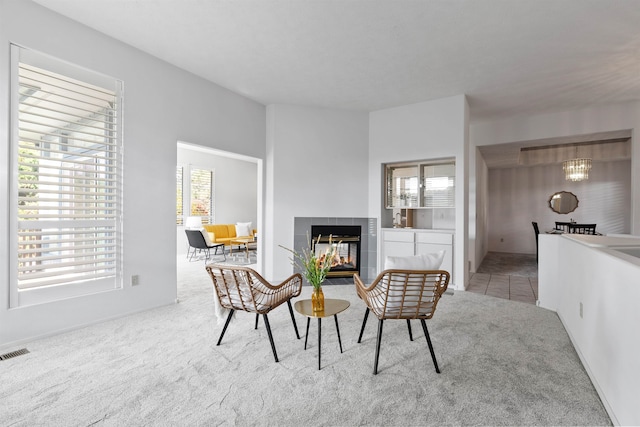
176,141,263,300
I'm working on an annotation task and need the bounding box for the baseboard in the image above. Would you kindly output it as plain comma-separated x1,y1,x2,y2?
556,311,619,426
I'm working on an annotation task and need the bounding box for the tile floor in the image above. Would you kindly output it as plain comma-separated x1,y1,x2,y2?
467,252,538,305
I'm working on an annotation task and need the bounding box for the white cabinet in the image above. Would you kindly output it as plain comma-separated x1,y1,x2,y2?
382,230,415,257
416,232,453,275
381,229,454,279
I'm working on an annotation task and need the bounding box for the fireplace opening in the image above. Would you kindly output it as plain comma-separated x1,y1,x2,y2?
311,225,361,278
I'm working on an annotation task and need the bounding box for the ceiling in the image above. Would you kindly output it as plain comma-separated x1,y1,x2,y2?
33,0,640,123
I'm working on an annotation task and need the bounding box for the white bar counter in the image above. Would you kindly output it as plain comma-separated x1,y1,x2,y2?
538,233,640,426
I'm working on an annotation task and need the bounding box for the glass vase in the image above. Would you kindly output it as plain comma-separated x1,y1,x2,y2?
311,286,325,312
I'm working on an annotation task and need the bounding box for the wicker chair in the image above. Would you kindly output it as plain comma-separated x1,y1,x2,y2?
205,264,302,362
354,269,450,375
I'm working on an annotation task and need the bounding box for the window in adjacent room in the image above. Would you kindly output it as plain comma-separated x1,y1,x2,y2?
10,44,124,307
189,167,214,225
176,166,184,225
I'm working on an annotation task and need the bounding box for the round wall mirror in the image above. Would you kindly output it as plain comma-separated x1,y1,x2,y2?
548,191,579,214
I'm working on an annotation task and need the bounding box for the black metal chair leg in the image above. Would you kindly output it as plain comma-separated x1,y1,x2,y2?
287,300,301,339
334,314,343,353
262,314,279,363
254,313,259,330
214,245,226,260
374,319,384,375
217,309,235,346
407,319,413,341
357,308,370,343
421,319,440,373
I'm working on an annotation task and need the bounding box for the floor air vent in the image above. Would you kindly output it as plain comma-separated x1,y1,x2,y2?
0,348,30,361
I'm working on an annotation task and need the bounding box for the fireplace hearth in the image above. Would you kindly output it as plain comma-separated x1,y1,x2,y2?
311,225,361,278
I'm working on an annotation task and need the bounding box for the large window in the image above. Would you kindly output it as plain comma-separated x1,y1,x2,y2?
10,45,123,307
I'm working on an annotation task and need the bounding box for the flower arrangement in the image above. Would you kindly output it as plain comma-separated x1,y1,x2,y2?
281,234,338,289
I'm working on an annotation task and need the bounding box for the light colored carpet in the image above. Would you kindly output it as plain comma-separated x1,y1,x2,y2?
1,257,611,426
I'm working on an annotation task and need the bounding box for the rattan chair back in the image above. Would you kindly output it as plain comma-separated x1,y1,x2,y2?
354,269,449,320
206,264,302,315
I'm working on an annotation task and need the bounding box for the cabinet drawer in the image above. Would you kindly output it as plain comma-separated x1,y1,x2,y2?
383,241,415,258
416,232,452,245
383,230,415,243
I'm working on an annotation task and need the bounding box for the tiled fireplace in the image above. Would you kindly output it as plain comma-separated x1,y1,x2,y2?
293,217,377,284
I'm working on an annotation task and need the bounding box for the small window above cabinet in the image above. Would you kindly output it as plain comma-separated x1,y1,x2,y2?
385,160,455,209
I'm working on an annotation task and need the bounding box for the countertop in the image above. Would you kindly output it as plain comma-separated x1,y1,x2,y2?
561,234,640,267
382,227,454,233
562,234,640,248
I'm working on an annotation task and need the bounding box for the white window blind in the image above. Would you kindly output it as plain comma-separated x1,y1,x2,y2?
422,163,455,208
190,168,213,225
11,45,123,301
176,166,184,225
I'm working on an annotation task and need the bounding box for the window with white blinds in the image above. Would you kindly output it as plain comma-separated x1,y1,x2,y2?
385,160,455,209
10,45,123,305
176,166,184,225
422,163,455,208
189,168,214,225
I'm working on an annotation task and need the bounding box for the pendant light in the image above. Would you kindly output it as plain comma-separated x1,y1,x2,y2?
563,145,591,181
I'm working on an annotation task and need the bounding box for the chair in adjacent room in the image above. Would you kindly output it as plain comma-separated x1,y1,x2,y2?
205,264,302,363
185,229,225,261
532,221,540,263
569,223,597,235
354,269,450,375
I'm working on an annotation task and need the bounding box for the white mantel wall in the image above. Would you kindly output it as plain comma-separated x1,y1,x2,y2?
0,1,265,347
265,104,369,281
368,95,470,290
471,101,640,267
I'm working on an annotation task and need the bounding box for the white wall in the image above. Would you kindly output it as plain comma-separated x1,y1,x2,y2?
0,1,265,348
538,235,640,426
265,104,370,281
471,101,640,265
488,160,631,254
471,149,489,271
368,95,469,290
176,146,258,255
